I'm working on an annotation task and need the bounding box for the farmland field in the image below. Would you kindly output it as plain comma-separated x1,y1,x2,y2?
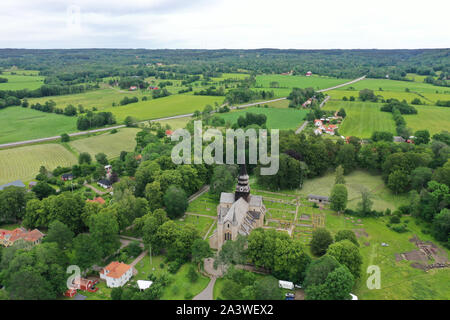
68,128,140,159
403,105,450,135
102,94,224,122
255,75,352,90
0,107,77,144
0,144,77,185
322,101,396,138
335,78,450,94
0,74,45,90
214,106,308,130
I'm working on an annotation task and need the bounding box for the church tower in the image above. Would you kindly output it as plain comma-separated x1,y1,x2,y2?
235,164,250,202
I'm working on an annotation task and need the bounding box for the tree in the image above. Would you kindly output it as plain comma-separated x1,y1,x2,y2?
371,131,393,142
388,170,410,194
304,255,341,288
336,144,357,174
44,220,74,250
414,130,430,145
253,277,284,300
72,233,102,272
410,167,433,191
191,239,212,264
124,116,138,127
210,165,235,199
187,265,199,283
89,209,120,258
78,152,92,165
95,153,108,165
335,165,346,185
310,228,333,256
61,133,70,142
335,230,359,247
357,188,373,216
306,265,354,300
327,240,362,278
0,186,31,222
330,184,348,213
432,209,450,248
32,181,55,200
163,185,188,219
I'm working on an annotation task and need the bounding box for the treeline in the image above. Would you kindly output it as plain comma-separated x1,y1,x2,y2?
194,86,225,96
77,111,116,130
225,88,274,104
287,87,322,107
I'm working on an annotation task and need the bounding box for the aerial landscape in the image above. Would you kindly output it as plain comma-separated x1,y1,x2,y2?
0,0,448,308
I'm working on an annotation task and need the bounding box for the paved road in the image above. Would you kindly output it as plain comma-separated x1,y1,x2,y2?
0,76,365,149
295,95,331,134
193,277,216,300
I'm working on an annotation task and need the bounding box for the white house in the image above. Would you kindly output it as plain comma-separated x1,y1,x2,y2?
100,261,133,288
279,280,294,290
137,280,153,291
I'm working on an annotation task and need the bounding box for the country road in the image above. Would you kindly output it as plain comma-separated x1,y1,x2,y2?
0,76,365,149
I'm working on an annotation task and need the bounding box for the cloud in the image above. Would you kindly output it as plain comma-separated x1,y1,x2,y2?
0,0,449,48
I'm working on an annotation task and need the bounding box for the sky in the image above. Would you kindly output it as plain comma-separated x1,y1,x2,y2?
0,0,449,49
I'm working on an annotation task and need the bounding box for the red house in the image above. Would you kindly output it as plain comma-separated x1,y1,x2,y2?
165,130,173,137
129,86,138,91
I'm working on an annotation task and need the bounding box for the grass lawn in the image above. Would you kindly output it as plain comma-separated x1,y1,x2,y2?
187,193,219,217
323,212,450,300
68,128,140,159
323,101,396,138
0,74,45,90
0,144,77,185
0,107,78,144
298,170,408,211
102,94,224,122
133,255,210,300
151,117,192,130
214,106,307,130
255,75,352,90
176,215,216,239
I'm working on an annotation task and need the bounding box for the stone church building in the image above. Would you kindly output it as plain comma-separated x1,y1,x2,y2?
209,165,266,250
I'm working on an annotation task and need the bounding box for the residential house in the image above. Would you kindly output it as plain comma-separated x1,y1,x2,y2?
100,261,133,288
0,227,44,247
97,179,112,189
129,86,138,91
165,130,174,137
86,197,106,205
61,173,73,181
306,71,312,76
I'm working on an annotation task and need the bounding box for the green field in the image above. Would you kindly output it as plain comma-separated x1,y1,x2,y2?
323,101,396,138
68,128,140,159
403,105,450,135
102,94,224,122
214,106,308,130
255,75,352,90
0,74,45,90
336,78,450,94
0,107,77,144
0,144,77,185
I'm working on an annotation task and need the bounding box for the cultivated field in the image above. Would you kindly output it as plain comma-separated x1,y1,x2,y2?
0,144,77,185
0,107,77,144
322,101,396,138
68,128,140,159
214,106,308,130
403,105,450,135
336,78,450,94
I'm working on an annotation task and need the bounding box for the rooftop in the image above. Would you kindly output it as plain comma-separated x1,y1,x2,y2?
101,261,132,279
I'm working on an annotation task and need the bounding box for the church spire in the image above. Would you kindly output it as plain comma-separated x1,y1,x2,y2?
235,164,250,202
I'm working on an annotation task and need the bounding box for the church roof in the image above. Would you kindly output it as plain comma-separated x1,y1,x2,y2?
223,197,249,226
249,195,263,207
220,192,235,204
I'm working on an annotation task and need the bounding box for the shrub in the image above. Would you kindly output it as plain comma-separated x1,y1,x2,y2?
168,260,183,274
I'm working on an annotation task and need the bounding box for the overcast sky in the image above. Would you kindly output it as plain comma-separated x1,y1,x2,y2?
0,0,449,49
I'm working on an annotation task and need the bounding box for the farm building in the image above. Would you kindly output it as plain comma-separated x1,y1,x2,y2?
64,278,99,297
148,86,159,90
98,179,112,189
165,129,174,137
0,227,44,247
61,173,73,181
308,194,330,205
306,71,312,76
0,180,25,191
129,86,138,91
100,261,133,288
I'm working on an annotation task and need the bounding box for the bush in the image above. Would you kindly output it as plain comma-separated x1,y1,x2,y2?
159,263,165,269
389,215,401,224
168,260,183,274
391,224,408,233
184,292,194,300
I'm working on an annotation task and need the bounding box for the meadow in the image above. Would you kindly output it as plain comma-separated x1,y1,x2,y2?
322,101,396,138
68,128,140,159
0,107,77,144
214,106,308,130
102,94,224,122
255,75,352,90
0,73,45,90
0,144,77,185
403,105,450,135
